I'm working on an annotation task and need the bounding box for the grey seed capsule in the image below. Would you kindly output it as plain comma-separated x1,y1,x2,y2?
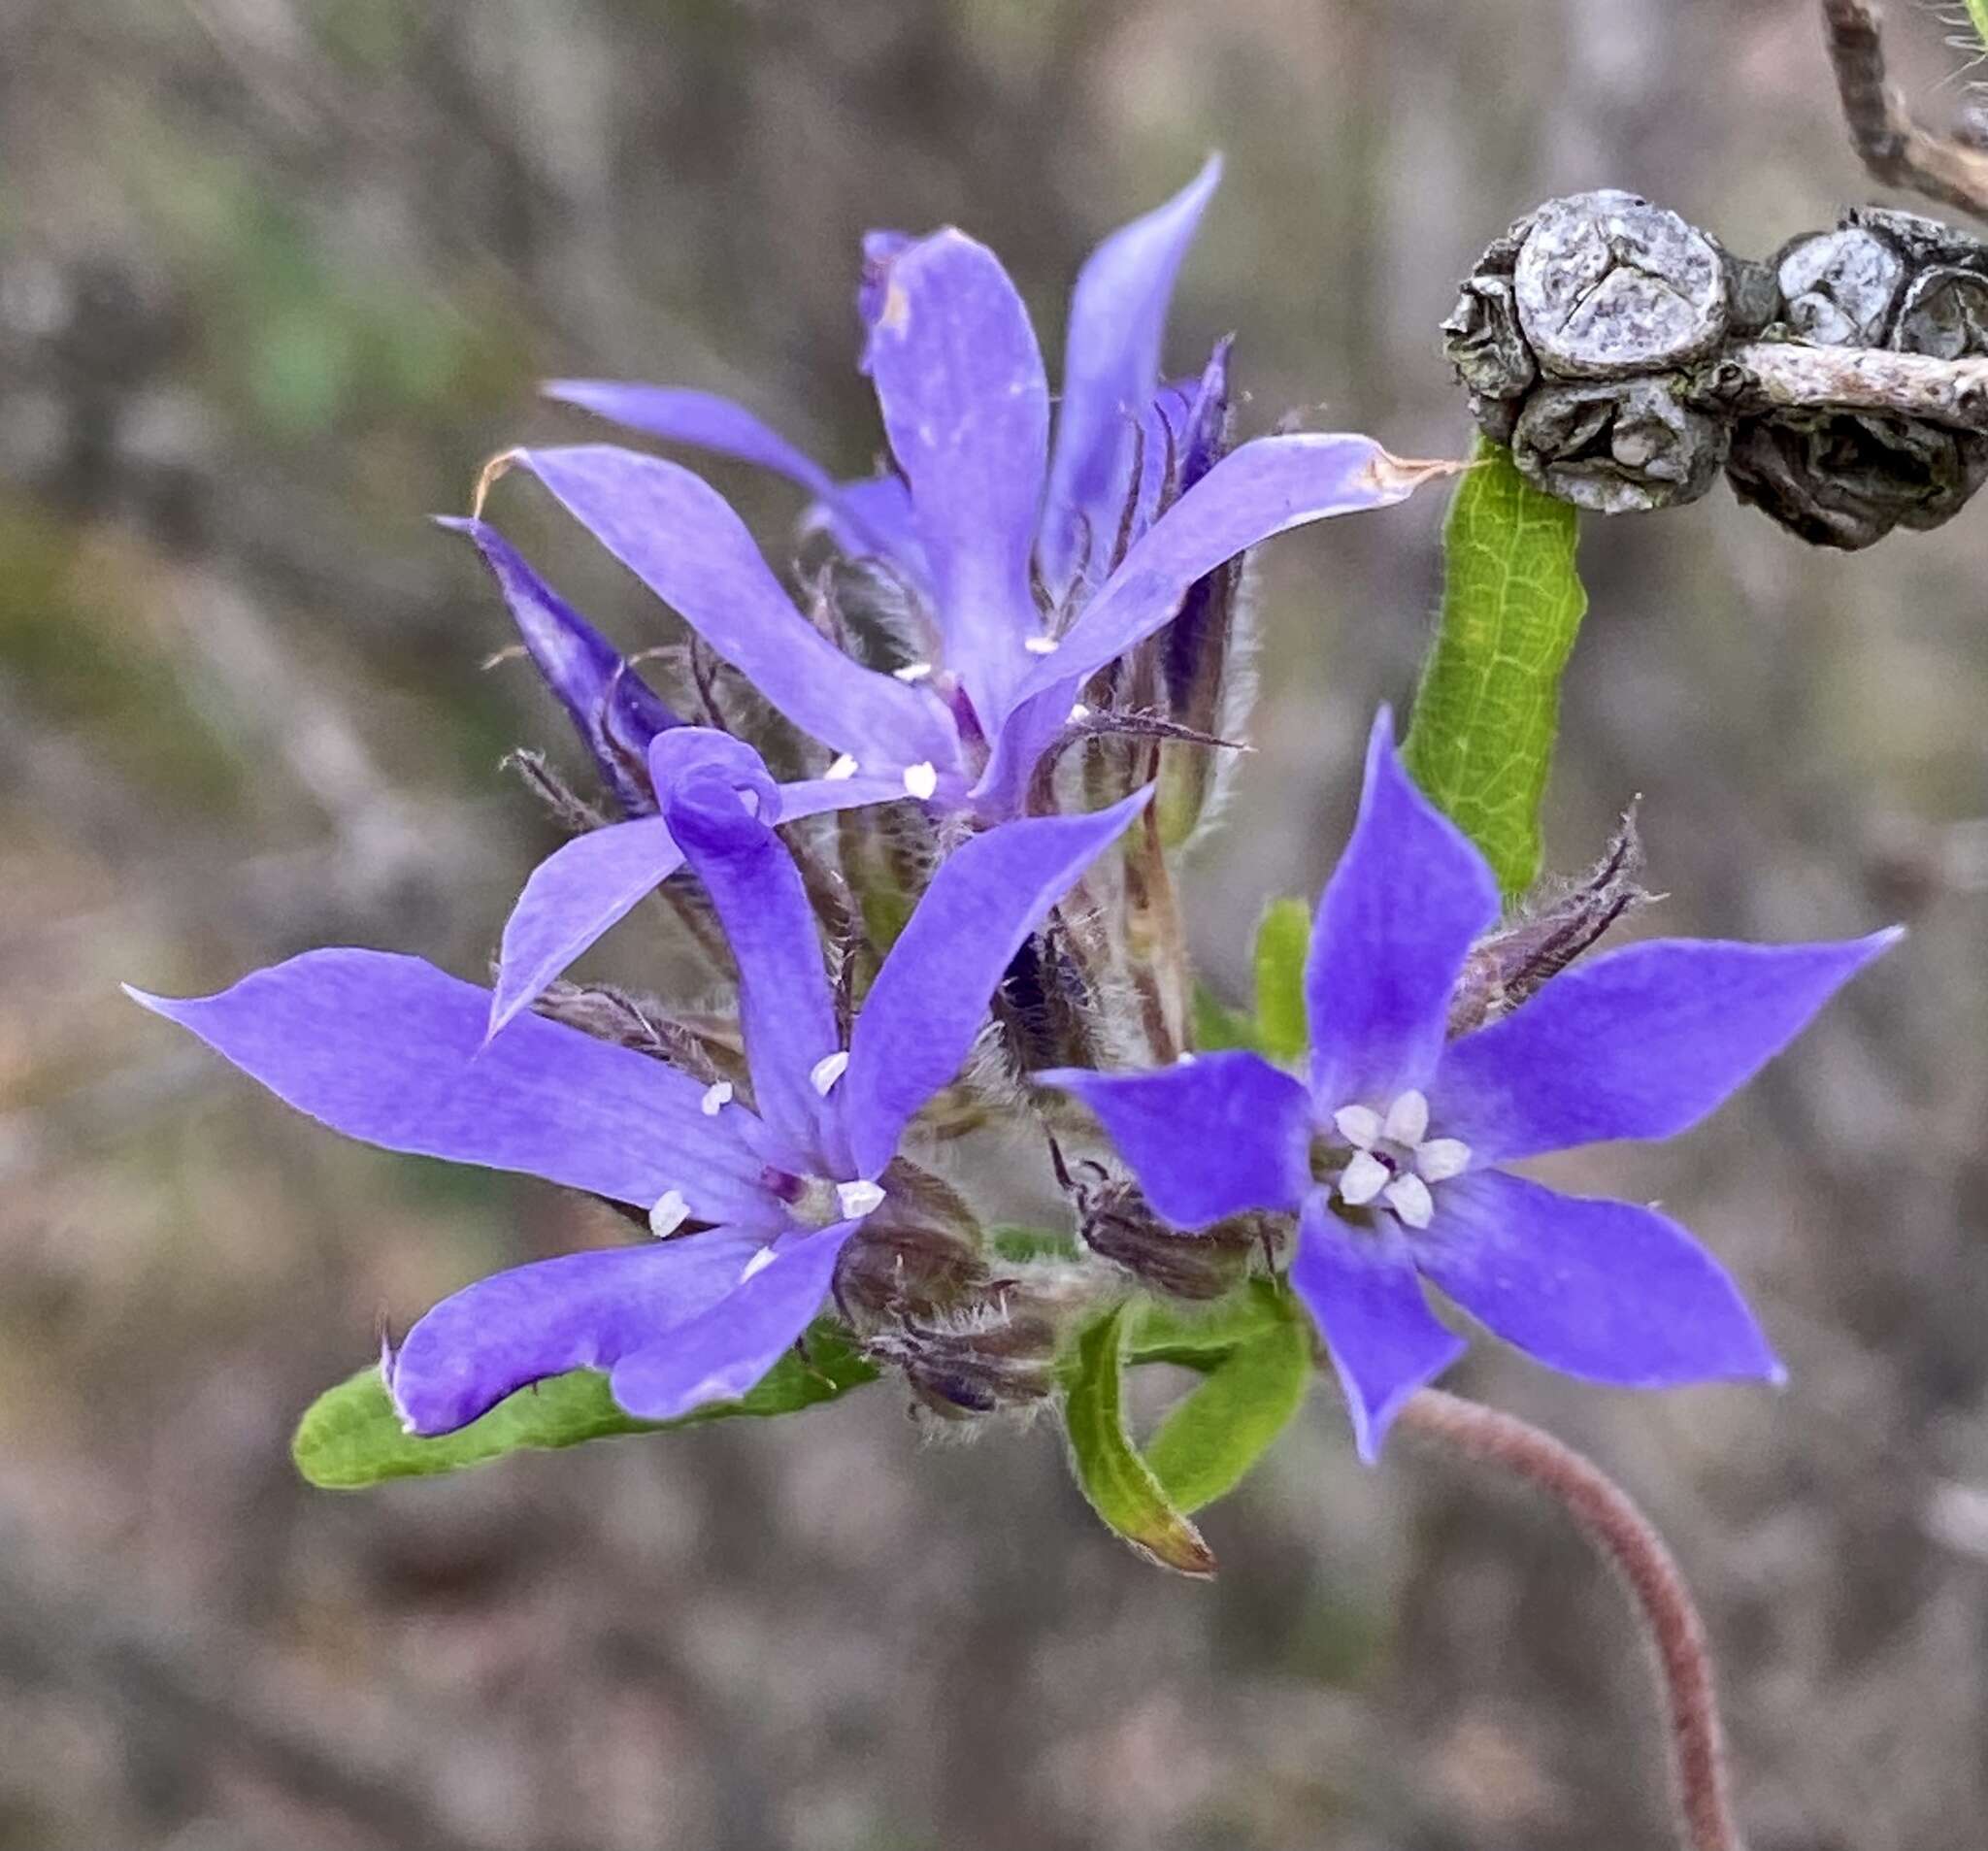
1512,377,1729,512
1890,266,1988,361
1513,190,1727,380
1845,205,1988,275
1726,412,1988,549
1774,228,1905,347
1719,249,1782,338
1441,273,1536,400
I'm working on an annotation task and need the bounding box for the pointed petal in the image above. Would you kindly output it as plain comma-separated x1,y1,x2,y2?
388,1232,767,1435
486,771,923,1040
1042,155,1222,590
126,951,778,1223
1433,929,1902,1162
651,731,847,1172
489,817,684,1040
542,380,835,495
865,229,1049,724
842,789,1153,1178
545,378,930,572
1288,1201,1463,1463
510,446,959,774
610,1219,862,1421
1040,1049,1311,1227
1290,1193,1465,1463
439,517,678,816
1011,434,1435,712
1417,1169,1781,1387
1307,709,1500,1106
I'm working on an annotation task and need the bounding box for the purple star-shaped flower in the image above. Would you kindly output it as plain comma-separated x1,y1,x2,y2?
464,159,1436,1036
127,729,1148,1435
1044,711,1899,1461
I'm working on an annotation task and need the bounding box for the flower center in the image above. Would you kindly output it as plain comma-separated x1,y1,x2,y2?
1313,1089,1472,1231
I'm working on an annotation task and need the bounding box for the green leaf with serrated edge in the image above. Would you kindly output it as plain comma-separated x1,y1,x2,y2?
293,1320,878,1489
1126,1277,1287,1370
1145,1304,1313,1512
1191,983,1258,1053
1403,434,1588,897
1060,1304,1216,1577
1251,897,1311,1066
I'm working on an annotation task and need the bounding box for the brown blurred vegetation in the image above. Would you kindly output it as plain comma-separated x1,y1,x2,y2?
2,2,1985,1847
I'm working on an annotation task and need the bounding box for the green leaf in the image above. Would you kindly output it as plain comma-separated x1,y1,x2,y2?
1967,0,1988,55
1060,1304,1216,1577
1403,434,1588,898
1191,983,1258,1054
293,1320,879,1489
1144,1304,1313,1512
1126,1277,1288,1370
1251,897,1311,1066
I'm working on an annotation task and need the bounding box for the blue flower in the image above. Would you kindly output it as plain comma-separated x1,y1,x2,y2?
128,730,1148,1435
1044,711,1899,1461
458,160,1440,1036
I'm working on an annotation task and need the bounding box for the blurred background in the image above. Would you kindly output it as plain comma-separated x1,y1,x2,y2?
3,1,1986,1846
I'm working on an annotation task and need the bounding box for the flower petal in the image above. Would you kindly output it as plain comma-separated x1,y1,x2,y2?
609,1219,863,1421
969,678,1081,820
439,517,679,816
1042,155,1222,593
510,446,959,774
652,731,848,1173
387,1232,767,1435
842,787,1153,1178
1307,709,1499,1106
1433,929,1902,1162
486,771,920,1041
865,229,1049,725
1416,1169,1781,1387
1010,434,1433,714
126,950,778,1223
1290,1192,1465,1463
1040,1049,1312,1227
803,471,930,584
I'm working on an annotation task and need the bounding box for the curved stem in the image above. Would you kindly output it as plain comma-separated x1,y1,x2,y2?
1397,1388,1743,1851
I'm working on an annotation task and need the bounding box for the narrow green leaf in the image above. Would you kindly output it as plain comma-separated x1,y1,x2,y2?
1403,433,1588,897
1967,0,1988,55
1144,1306,1313,1512
1252,897,1312,1065
1060,1304,1216,1577
293,1320,878,1489
1126,1277,1287,1370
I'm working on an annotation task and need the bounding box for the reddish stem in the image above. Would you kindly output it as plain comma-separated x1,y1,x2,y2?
1398,1388,1742,1851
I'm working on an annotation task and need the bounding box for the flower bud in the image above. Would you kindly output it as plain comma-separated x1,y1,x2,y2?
868,1308,1060,1418
832,1160,989,1322
1053,1142,1258,1300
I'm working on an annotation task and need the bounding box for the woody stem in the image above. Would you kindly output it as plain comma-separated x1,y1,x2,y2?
1397,1388,1743,1851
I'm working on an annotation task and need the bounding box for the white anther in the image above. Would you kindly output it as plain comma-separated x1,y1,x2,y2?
647,1189,690,1239
810,1049,850,1096
699,1080,734,1117
836,1179,886,1219
1024,635,1060,655
1381,1088,1430,1146
1338,1149,1390,1207
1414,1138,1472,1183
892,661,934,682
1383,1173,1435,1230
740,1245,778,1282
1333,1104,1382,1149
825,753,860,781
1068,703,1091,722
902,761,939,800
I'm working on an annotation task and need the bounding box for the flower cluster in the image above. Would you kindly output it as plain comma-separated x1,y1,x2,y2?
132,163,1894,1472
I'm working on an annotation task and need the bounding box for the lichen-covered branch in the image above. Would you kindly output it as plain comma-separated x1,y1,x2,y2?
1821,0,1988,220
1728,341,1988,427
